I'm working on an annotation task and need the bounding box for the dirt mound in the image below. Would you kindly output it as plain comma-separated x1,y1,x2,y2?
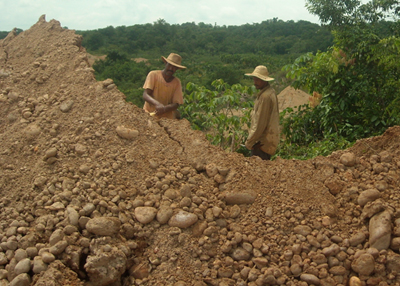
277,86,310,112
87,54,106,66
1,15,400,286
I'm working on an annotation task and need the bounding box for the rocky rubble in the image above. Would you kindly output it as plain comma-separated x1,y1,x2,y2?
1,15,400,286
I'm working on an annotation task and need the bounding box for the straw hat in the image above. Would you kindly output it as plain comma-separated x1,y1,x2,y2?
161,53,186,69
245,65,274,81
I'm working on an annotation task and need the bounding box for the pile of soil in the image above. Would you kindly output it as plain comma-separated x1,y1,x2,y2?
1,15,400,286
87,54,106,66
277,87,310,113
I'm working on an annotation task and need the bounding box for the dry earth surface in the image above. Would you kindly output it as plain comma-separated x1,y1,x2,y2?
0,16,400,286
277,87,310,113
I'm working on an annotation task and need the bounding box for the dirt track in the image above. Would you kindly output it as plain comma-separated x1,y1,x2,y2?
1,15,400,286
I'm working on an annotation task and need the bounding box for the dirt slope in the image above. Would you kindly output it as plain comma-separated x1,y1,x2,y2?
0,15,400,286
277,86,310,113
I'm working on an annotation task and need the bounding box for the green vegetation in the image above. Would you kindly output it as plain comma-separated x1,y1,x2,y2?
280,0,400,158
180,80,255,156
77,18,332,56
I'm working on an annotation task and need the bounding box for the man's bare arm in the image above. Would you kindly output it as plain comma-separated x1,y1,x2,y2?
143,89,161,107
143,89,179,115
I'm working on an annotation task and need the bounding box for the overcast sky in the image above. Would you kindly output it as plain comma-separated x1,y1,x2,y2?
0,0,320,32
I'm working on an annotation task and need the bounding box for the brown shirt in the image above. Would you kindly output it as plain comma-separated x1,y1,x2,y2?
245,85,280,155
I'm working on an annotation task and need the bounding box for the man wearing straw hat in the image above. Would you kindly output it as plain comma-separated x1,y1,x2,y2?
143,53,186,119
244,65,280,160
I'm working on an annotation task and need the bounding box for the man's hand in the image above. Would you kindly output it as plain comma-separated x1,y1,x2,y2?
155,104,166,115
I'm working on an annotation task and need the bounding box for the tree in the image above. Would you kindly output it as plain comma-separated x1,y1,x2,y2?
283,0,400,143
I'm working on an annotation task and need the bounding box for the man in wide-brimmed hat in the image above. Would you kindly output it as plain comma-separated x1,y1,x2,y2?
244,65,280,160
143,53,186,119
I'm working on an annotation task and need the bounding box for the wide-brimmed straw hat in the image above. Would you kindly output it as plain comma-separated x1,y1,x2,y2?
161,53,186,69
245,65,274,81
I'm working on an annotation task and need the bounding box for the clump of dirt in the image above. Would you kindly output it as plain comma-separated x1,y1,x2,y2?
277,86,310,113
1,15,400,286
87,54,106,66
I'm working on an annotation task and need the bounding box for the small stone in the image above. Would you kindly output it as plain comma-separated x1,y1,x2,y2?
79,164,91,174
340,152,356,167
349,232,366,247
229,205,241,218
49,240,68,255
116,126,139,140
300,273,320,285
290,263,302,276
168,210,198,228
372,163,385,174
45,202,65,211
379,151,392,163
102,78,114,87
369,210,392,250
351,253,375,276
63,225,78,235
85,250,127,285
358,189,381,207
329,265,347,275
86,217,121,236
374,180,388,191
164,189,180,200
205,163,218,177
6,226,17,236
32,256,48,274
75,143,87,155
231,247,251,261
49,229,64,246
26,247,38,258
224,191,256,205
218,267,234,278
361,200,386,220
322,244,340,257
349,276,362,286
60,100,74,112
82,203,96,215
135,207,157,224
41,252,56,264
9,273,31,286
43,147,57,160
156,207,173,225
14,258,31,275
391,237,400,251
66,207,79,226
324,174,345,195
386,253,400,273
14,249,28,262
294,225,312,236
0,269,7,279
253,257,268,269
25,124,41,138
